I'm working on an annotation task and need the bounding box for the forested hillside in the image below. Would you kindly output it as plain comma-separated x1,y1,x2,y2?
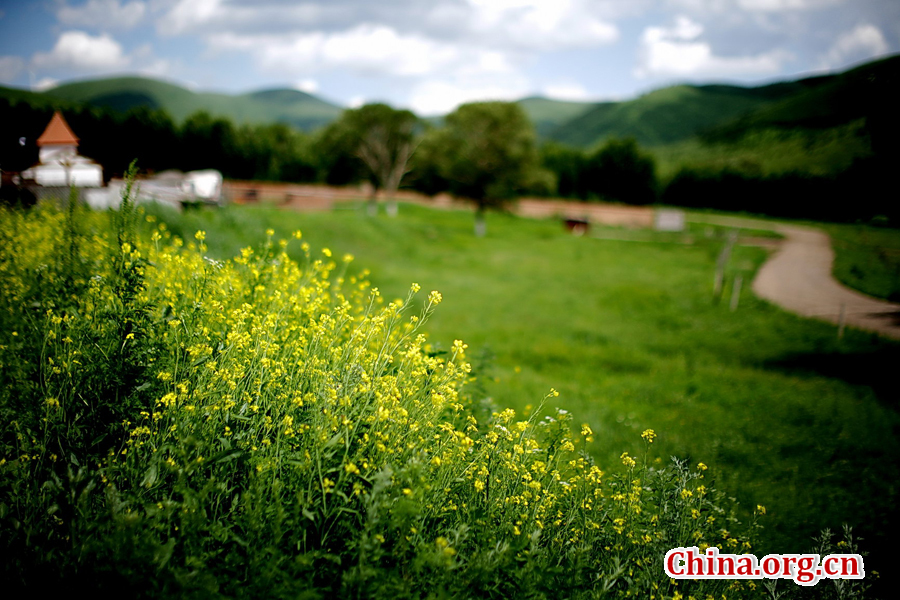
41,76,343,131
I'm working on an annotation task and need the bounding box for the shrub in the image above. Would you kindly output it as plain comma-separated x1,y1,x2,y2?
2,191,782,599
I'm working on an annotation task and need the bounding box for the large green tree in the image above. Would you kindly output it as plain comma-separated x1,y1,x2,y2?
234,123,317,182
321,103,418,216
540,141,588,199
582,137,657,205
179,111,240,174
438,101,544,236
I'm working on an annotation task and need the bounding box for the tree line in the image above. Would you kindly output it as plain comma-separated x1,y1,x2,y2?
0,97,656,200
2,95,895,227
0,98,318,183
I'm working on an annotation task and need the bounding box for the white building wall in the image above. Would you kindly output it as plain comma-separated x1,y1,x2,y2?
25,162,103,187
39,145,77,164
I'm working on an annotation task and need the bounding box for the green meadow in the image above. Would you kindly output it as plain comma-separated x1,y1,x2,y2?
150,201,900,569
824,222,900,301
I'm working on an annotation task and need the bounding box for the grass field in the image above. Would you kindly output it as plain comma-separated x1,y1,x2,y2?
823,222,900,301
148,201,900,577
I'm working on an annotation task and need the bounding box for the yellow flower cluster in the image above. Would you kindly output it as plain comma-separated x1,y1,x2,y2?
0,205,759,599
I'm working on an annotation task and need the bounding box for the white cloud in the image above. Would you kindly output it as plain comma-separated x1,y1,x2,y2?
137,58,172,78
158,0,618,51
33,77,60,91
294,79,319,93
32,31,130,71
215,20,536,114
0,55,25,83
152,1,623,112
665,15,705,40
158,0,226,35
636,16,790,78
465,0,619,50
664,0,730,12
311,25,461,77
57,0,147,30
666,0,841,12
348,95,366,109
407,73,531,115
736,0,841,11
207,25,508,80
542,82,592,101
157,0,618,90
157,0,343,37
819,24,889,69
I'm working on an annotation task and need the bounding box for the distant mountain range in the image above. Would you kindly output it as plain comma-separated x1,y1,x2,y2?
1,54,897,149
0,76,344,132
523,54,899,149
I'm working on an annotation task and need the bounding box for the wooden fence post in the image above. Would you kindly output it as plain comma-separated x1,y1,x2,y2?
730,275,742,312
714,229,738,301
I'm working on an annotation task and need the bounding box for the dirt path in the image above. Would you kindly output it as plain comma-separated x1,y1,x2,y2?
690,214,900,340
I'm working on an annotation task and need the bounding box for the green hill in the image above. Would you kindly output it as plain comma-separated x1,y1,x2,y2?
0,84,77,109
701,54,900,142
547,81,816,148
239,88,346,130
649,55,900,179
515,96,596,138
37,76,344,131
548,55,900,150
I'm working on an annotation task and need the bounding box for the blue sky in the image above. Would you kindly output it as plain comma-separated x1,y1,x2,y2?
0,0,897,115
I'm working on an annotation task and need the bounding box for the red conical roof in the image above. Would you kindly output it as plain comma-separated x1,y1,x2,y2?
37,111,79,146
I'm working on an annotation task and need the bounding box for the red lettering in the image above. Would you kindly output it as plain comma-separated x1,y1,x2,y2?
795,556,818,584
666,549,686,577
782,556,797,576
736,556,755,576
716,555,736,576
761,556,781,576
664,549,863,582
687,548,704,576
840,556,859,577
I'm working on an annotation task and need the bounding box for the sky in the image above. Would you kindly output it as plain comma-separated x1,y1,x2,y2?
0,0,898,116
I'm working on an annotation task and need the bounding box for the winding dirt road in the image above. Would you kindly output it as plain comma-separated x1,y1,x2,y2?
691,215,900,340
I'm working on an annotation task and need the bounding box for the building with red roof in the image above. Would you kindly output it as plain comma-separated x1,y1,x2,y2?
37,111,80,147
22,111,103,188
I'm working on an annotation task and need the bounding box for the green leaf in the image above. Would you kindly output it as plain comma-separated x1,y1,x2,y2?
154,538,176,569
208,448,247,464
141,463,158,488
